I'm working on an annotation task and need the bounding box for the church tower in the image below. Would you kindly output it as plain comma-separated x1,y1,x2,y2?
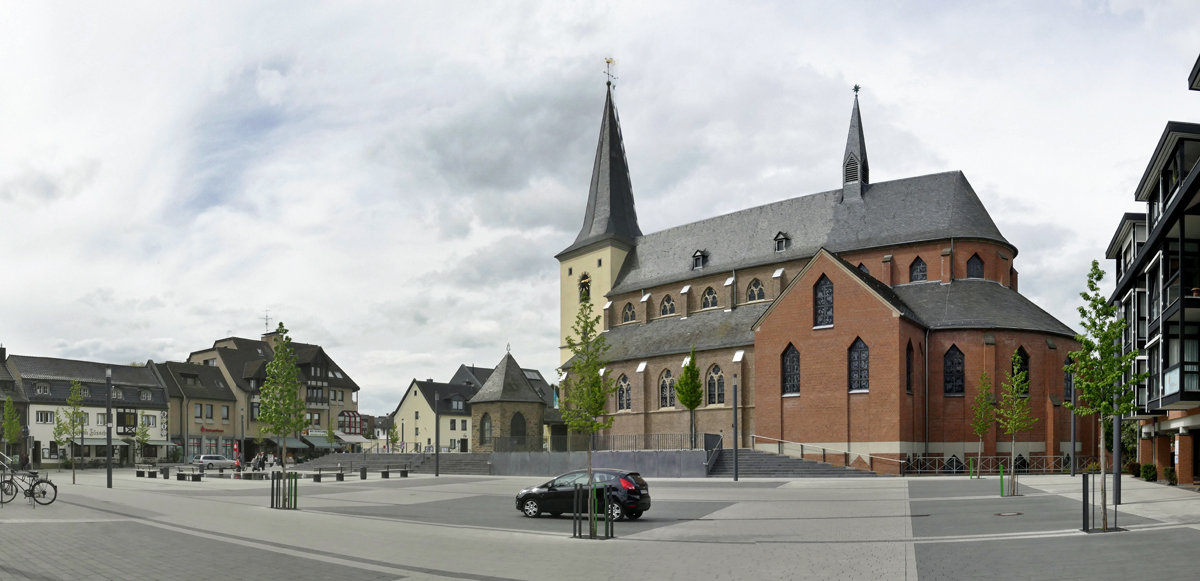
841,93,870,203
555,84,642,364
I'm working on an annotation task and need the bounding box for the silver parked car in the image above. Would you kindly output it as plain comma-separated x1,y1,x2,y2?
192,454,237,470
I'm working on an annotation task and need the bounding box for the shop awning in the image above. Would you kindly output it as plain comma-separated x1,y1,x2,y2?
337,433,370,444
303,437,339,449
144,440,174,446
81,439,127,446
267,438,307,449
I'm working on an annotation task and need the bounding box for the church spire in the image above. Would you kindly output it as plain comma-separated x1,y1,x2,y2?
572,84,642,248
842,90,869,202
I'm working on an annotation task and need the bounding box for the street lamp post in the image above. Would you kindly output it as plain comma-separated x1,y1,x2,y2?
105,367,113,489
240,409,245,465
434,390,440,477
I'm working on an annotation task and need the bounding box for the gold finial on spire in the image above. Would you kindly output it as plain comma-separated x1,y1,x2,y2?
604,58,618,88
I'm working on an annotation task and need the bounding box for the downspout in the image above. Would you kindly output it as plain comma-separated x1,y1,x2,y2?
924,328,930,457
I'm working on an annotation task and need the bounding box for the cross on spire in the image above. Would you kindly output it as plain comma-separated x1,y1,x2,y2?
853,84,861,95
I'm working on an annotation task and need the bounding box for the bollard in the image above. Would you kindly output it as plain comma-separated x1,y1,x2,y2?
361,466,367,480
999,464,1004,497
161,467,169,479
1081,472,1089,532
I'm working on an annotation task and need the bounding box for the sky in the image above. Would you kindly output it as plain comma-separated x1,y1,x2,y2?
0,2,1197,416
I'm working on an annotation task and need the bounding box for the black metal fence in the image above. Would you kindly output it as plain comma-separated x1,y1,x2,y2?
906,455,1099,475
572,483,613,539
270,471,298,509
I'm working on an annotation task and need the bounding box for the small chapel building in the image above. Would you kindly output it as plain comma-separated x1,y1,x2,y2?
556,85,1095,474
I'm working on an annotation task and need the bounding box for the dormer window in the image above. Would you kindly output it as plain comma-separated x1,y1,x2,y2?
692,250,707,269
140,390,152,401
774,232,789,252
451,398,464,411
112,388,123,400
80,387,90,398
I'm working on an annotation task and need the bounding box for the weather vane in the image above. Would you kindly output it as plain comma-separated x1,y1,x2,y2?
853,84,861,95
604,57,618,88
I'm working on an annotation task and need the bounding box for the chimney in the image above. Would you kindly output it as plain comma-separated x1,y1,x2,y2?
0,345,6,361
881,255,893,287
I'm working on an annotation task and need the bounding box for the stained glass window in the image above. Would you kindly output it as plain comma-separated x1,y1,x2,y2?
660,370,675,409
967,254,984,279
910,258,927,282
944,345,965,395
747,279,765,302
660,295,676,316
849,338,869,392
782,345,800,395
814,276,833,326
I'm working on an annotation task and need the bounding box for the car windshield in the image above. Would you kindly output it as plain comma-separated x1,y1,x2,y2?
551,473,585,488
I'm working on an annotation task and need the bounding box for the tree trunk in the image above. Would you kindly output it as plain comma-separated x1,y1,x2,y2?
690,409,696,450
977,437,984,479
1010,436,1017,496
1100,415,1108,531
587,437,595,537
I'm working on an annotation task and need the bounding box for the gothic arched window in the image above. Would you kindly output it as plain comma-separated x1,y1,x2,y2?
906,341,914,394
659,370,676,409
707,365,725,405
578,273,591,303
848,338,869,392
967,253,984,279
617,375,630,411
782,345,800,395
1014,347,1030,395
814,275,833,326
660,295,676,316
480,413,492,445
702,287,718,309
944,345,965,395
910,258,927,282
621,303,636,323
746,279,765,302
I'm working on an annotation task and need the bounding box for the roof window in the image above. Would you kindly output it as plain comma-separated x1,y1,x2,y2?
774,232,790,252
692,250,708,269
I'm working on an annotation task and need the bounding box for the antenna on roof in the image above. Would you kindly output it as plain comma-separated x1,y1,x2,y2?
263,310,272,333
604,57,618,88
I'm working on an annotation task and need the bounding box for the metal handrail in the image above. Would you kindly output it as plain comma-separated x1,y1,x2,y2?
703,436,723,476
751,435,907,470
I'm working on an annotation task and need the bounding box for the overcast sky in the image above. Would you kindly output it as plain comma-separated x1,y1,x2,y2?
0,2,1197,415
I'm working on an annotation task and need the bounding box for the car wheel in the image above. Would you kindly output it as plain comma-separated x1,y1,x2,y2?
607,502,625,522
522,499,541,518
628,511,643,520
207,463,214,469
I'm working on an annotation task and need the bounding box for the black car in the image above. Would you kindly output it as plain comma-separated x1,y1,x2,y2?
516,469,650,521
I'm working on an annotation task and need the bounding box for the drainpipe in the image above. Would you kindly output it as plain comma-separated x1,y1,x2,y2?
924,328,930,458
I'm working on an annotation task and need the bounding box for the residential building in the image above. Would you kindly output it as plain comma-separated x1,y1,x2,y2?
1108,52,1200,484
558,85,1094,473
0,346,28,458
4,355,169,467
150,360,240,460
187,332,364,459
390,379,476,453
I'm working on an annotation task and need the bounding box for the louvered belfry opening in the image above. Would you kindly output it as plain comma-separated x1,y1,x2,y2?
844,155,859,183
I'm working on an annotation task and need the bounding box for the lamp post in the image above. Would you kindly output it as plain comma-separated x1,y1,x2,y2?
105,367,112,489
732,382,739,482
434,390,440,477
240,408,245,465
1070,384,1077,477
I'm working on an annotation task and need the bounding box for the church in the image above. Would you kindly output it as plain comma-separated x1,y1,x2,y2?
556,85,1096,474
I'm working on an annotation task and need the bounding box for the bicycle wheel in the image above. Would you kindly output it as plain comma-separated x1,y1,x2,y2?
0,479,15,504
30,480,56,505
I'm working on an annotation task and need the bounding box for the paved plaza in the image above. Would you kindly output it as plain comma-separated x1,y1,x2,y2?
1,468,1199,580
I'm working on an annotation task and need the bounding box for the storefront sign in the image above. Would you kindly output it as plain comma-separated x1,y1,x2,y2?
200,426,224,433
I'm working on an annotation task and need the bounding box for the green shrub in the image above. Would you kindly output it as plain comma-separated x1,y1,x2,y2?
1165,467,1177,485
1126,462,1141,477
1142,464,1158,481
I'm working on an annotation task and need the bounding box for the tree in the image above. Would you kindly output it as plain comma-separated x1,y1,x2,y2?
1066,260,1147,531
968,373,995,479
325,412,338,451
135,420,151,463
387,419,399,452
2,396,20,459
675,346,703,449
559,299,618,536
258,323,307,470
53,381,86,483
994,351,1036,496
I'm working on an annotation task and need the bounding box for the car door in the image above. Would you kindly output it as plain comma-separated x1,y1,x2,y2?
544,472,584,513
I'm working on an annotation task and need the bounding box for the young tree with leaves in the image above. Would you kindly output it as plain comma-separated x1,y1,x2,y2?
387,419,399,452
325,413,339,451
135,420,151,463
559,299,618,535
258,323,307,470
54,381,86,483
1066,260,1147,530
2,396,20,459
995,352,1036,496
675,346,703,449
968,373,995,479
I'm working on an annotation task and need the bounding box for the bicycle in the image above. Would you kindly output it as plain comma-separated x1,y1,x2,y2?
0,470,57,506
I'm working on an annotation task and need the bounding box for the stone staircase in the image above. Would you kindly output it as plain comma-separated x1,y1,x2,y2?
297,453,423,472
707,449,877,478
410,453,492,475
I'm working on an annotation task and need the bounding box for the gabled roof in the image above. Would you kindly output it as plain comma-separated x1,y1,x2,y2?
752,248,923,332
152,361,238,402
406,380,476,416
556,86,642,258
9,355,162,387
469,353,545,405
1189,53,1200,92
609,171,1010,295
452,363,561,423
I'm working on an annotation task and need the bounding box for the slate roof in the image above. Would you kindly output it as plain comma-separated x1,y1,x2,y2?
152,361,238,402
556,86,642,258
469,353,545,404
410,380,477,416
452,364,562,423
891,279,1077,338
597,303,768,364
7,355,168,408
609,171,1010,295
193,336,360,393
